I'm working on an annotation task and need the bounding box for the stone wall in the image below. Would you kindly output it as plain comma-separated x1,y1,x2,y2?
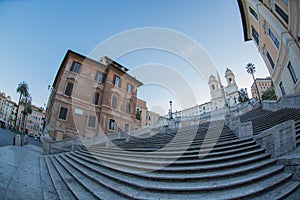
262,93,300,111
254,120,296,158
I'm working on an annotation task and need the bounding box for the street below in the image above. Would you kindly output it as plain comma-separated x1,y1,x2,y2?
0,127,43,147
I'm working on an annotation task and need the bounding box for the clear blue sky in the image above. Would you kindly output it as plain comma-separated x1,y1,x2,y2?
0,0,269,114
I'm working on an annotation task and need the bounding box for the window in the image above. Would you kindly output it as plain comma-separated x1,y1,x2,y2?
109,119,115,130
95,71,103,82
251,26,259,45
126,102,131,114
93,92,100,105
249,7,258,20
65,82,74,96
114,75,122,87
282,0,288,5
124,124,129,132
275,4,288,24
58,106,68,120
127,83,134,93
88,115,96,128
70,61,81,73
212,84,215,90
269,28,280,49
266,51,275,69
279,82,286,95
112,95,118,109
287,62,298,84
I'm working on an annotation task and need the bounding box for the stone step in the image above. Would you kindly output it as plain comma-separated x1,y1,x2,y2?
51,153,294,200
49,156,97,200
66,152,277,180
70,150,271,173
39,157,59,200
92,137,254,152
78,146,265,167
54,154,125,199
116,134,237,149
250,179,300,200
82,143,260,161
44,157,76,200
61,152,285,192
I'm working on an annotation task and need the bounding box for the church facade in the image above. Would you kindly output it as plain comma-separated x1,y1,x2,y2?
176,68,240,118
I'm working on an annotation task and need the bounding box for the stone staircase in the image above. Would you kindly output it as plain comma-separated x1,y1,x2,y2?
240,108,300,146
40,119,300,199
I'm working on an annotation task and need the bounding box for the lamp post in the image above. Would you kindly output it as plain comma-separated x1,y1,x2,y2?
169,100,173,119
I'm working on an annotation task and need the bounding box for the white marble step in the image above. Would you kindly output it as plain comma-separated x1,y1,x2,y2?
51,155,293,200
39,157,59,200
78,147,265,167
49,156,97,200
87,137,253,152
87,139,256,156
54,154,125,200
65,152,282,187
44,157,76,200
66,152,276,180
82,143,260,161
70,150,271,173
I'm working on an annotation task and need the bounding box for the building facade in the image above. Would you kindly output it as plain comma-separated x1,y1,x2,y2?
46,50,143,141
0,92,17,126
16,104,45,135
209,68,240,110
145,110,160,126
2,99,17,127
251,77,273,99
238,0,300,97
175,68,240,119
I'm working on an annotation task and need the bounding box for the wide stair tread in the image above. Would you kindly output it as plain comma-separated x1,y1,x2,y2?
40,157,59,200
250,179,300,199
49,156,97,200
55,154,125,200
44,157,76,200
66,152,276,180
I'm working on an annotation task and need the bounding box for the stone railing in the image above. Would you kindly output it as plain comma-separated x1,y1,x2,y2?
262,93,300,111
43,137,82,155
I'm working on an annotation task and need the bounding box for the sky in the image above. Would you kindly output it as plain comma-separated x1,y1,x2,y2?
0,0,270,115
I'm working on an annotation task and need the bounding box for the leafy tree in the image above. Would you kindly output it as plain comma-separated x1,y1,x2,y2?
136,109,141,120
262,86,276,100
238,88,249,103
246,63,261,101
15,81,29,129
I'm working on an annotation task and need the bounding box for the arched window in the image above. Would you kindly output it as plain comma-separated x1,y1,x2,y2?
229,78,232,84
212,84,215,90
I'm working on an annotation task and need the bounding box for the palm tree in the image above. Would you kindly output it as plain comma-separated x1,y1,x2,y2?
246,63,261,101
15,81,29,129
21,98,32,133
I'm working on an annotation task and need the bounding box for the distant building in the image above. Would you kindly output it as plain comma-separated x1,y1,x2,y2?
46,50,143,141
238,0,300,97
136,99,161,127
175,102,212,118
2,99,17,126
16,104,45,135
0,92,17,126
251,77,273,99
175,68,240,118
136,99,147,127
0,92,7,119
145,110,160,126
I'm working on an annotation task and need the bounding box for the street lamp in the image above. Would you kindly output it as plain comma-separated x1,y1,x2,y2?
169,100,173,119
